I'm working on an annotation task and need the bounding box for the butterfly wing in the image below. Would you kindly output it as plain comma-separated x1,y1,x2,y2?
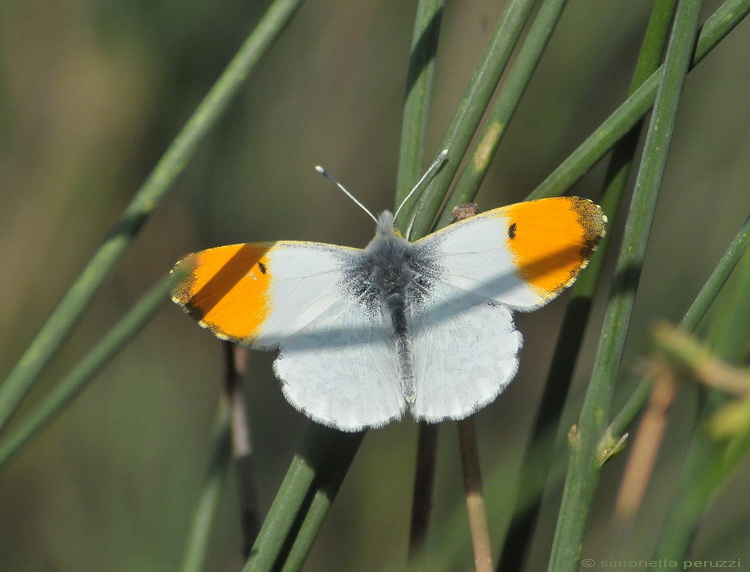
405,197,606,420
414,197,606,310
172,241,406,431
275,294,406,431
409,280,522,421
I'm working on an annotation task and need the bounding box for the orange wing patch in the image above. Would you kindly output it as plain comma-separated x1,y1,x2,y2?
172,243,275,342
502,197,606,297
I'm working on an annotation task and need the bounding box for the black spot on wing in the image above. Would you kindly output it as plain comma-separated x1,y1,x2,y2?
508,222,517,239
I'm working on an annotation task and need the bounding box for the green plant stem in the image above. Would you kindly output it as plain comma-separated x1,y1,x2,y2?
0,271,185,470
245,424,335,571
436,0,569,228
395,0,444,208
497,1,678,568
244,425,364,571
548,1,705,569
607,215,750,439
181,403,232,572
407,0,538,238
0,0,306,435
527,0,750,200
279,432,364,570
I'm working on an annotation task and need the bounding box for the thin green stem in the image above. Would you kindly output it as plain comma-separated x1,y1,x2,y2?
0,271,185,470
437,0,569,228
395,0,444,209
279,431,365,570
181,403,232,572
607,215,750,439
244,425,364,571
498,1,678,568
527,0,750,200
548,1,705,569
407,0,538,239
0,0,306,434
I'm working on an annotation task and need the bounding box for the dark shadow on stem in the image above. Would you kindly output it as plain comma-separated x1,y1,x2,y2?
404,6,444,99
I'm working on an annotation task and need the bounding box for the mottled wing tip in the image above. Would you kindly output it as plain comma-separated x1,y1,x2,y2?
569,197,607,269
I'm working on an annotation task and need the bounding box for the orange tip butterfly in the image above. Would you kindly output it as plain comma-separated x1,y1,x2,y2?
172,153,606,431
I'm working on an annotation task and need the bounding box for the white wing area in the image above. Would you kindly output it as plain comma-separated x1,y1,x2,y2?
415,212,548,309
254,243,359,348
410,280,522,422
274,296,407,432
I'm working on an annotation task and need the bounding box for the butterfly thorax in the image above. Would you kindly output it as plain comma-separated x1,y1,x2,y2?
365,213,414,299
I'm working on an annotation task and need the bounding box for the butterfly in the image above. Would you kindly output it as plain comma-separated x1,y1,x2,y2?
172,157,606,431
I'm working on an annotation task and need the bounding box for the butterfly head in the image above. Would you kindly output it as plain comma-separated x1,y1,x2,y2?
376,211,402,237
361,210,410,255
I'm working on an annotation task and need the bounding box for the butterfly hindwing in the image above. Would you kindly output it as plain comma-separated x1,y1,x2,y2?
275,294,407,431
409,280,522,422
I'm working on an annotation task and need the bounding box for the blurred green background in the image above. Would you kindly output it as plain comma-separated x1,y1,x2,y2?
1,0,749,570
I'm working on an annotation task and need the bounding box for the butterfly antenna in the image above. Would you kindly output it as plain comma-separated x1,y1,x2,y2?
315,166,378,223
393,149,448,222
